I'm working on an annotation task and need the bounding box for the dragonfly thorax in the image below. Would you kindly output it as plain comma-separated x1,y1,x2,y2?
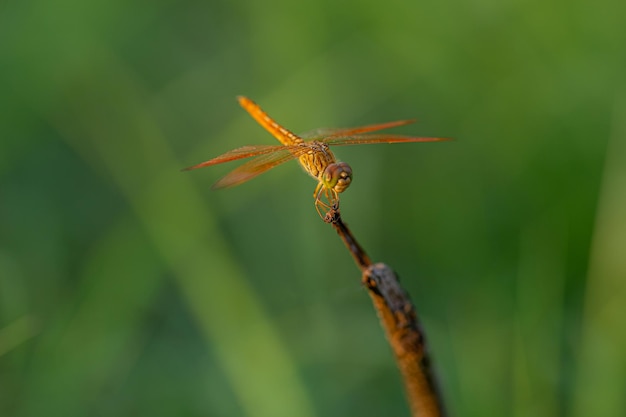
323,162,352,194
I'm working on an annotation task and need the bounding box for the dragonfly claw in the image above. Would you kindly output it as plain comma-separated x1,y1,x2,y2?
314,184,340,221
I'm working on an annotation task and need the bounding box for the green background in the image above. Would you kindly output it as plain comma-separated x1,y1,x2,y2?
1,0,625,416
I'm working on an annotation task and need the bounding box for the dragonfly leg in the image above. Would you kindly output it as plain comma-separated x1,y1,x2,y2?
314,186,329,219
313,182,324,199
314,185,340,220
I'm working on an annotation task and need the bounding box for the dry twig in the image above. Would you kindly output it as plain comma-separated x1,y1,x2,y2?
325,206,445,417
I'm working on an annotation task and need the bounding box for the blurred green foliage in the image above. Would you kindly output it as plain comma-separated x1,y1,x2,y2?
1,0,625,416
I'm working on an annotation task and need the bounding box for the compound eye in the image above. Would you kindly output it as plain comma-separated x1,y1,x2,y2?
323,162,352,193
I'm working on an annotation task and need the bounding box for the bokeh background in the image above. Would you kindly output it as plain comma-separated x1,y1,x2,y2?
1,0,625,416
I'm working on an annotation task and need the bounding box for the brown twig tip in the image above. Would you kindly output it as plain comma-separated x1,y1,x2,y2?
323,205,339,224
326,206,372,270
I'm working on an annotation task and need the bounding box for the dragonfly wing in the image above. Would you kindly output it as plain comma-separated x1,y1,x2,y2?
324,134,448,146
182,144,289,171
212,147,300,189
300,119,416,140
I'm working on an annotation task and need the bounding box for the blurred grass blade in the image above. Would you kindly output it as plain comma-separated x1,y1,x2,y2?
572,92,626,417
0,316,39,357
46,51,316,417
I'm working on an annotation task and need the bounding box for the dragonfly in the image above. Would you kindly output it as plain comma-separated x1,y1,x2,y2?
184,96,447,218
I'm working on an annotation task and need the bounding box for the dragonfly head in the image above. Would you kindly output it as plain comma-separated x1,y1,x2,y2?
323,162,352,194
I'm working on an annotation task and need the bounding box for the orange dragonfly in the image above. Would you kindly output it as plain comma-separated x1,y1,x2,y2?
184,96,447,218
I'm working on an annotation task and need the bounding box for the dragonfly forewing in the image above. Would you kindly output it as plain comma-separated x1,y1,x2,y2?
211,144,314,189
324,134,448,146
299,119,417,140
